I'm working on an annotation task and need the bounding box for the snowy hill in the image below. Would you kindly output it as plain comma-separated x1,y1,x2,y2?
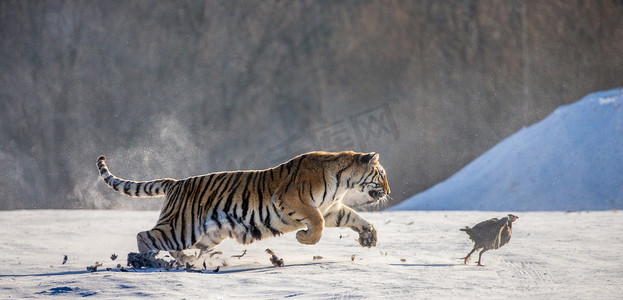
392,88,623,211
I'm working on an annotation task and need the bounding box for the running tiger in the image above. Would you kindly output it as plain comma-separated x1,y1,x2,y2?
96,151,390,265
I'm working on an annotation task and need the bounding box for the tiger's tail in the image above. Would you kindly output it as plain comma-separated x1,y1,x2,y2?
96,155,174,197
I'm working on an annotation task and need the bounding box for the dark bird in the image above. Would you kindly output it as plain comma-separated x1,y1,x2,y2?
460,214,518,266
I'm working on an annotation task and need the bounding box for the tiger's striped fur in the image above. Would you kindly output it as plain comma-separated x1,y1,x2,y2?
96,151,390,265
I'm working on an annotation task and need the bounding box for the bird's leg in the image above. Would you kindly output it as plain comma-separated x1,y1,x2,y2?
461,248,476,264
476,249,488,266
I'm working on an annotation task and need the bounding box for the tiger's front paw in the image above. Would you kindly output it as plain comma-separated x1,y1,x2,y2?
354,225,377,248
296,229,321,245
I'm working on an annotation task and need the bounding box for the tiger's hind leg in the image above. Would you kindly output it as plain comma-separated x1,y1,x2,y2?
167,250,202,266
137,225,201,266
137,229,166,254
170,222,229,266
192,231,227,256
323,204,377,247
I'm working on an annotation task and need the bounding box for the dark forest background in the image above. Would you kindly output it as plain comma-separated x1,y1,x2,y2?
1,0,622,210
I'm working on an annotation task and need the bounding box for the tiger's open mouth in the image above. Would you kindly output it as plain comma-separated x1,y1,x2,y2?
366,190,387,204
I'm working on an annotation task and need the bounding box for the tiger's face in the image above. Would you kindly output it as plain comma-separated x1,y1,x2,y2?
355,152,391,206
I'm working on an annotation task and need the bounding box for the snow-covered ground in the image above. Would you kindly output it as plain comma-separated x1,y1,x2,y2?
1,210,622,299
392,88,623,211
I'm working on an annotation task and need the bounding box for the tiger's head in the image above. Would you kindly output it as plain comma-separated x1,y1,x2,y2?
352,152,391,206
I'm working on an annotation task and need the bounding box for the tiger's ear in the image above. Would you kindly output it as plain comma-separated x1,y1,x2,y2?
360,152,379,164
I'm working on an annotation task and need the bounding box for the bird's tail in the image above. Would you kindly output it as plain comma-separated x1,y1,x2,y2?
460,226,471,232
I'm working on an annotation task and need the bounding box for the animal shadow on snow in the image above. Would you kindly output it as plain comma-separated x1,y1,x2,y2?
0,270,89,278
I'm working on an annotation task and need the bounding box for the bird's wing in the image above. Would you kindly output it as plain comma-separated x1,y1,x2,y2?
471,218,498,232
499,222,512,248
491,217,510,249
465,218,499,243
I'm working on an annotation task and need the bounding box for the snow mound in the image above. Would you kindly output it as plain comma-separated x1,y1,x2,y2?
393,88,623,211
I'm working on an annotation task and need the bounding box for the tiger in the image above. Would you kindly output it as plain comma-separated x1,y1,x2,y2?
96,151,390,265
